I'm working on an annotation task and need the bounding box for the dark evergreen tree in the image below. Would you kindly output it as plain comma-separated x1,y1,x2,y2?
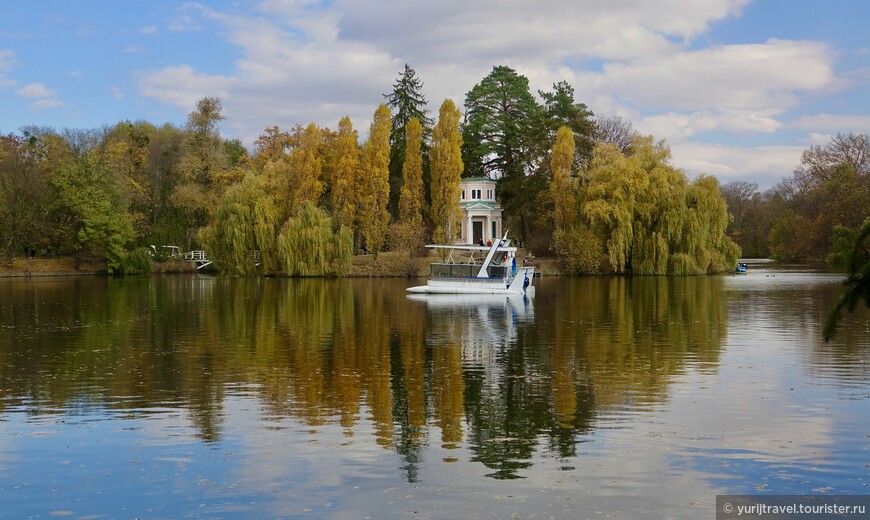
384,64,433,218
461,65,541,180
537,81,596,169
461,66,543,241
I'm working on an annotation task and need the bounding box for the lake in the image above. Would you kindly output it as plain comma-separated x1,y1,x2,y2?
0,264,868,519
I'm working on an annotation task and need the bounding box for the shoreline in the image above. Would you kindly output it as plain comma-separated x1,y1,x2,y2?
1,250,560,278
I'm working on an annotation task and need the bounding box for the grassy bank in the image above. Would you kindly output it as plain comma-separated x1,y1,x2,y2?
1,249,559,278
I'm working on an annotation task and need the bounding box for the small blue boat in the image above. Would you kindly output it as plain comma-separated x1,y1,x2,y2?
735,262,748,273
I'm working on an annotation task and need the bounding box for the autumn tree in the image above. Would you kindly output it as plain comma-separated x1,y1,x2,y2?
763,133,870,261
50,146,135,272
0,134,52,258
549,126,602,273
285,122,324,215
278,202,353,276
720,181,758,235
824,217,870,341
391,117,426,261
385,64,432,217
430,100,463,247
199,174,281,275
329,116,361,231
358,104,392,260
584,142,646,273
549,126,576,232
583,136,738,275
253,125,295,167
172,97,229,249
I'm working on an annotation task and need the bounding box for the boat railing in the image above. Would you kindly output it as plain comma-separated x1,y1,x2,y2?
430,263,509,279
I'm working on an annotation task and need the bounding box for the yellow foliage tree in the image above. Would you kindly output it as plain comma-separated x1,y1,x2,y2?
358,104,392,260
583,135,739,274
430,99,463,247
550,125,576,232
199,173,280,275
392,117,425,258
278,202,353,276
329,116,361,231
584,142,648,273
286,123,324,216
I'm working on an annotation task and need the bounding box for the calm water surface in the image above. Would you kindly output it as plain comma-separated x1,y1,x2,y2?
0,264,868,519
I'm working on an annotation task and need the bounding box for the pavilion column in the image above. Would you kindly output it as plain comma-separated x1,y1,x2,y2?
467,214,473,244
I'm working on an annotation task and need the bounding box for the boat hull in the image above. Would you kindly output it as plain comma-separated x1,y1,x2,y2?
407,267,535,295
406,282,532,295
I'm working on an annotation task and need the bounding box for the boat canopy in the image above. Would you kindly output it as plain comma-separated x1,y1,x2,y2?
424,233,515,278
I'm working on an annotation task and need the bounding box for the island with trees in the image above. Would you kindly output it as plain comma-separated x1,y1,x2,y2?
2,65,867,277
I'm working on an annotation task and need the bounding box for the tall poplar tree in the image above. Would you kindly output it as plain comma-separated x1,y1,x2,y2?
285,122,324,215
399,118,424,227
430,100,463,247
391,117,425,259
549,126,576,232
329,116,360,231
359,104,392,260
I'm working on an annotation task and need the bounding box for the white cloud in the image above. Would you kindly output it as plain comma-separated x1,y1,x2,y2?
805,132,832,145
139,25,158,35
30,99,64,109
16,83,56,99
791,113,870,134
69,70,82,78
638,110,783,142
574,39,835,113
671,142,803,186
328,0,748,63
135,0,849,186
123,45,144,54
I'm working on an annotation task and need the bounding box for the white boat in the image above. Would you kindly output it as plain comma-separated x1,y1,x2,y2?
406,234,535,295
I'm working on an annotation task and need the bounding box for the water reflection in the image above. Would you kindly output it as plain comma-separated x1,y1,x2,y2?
0,275,732,480
0,270,868,517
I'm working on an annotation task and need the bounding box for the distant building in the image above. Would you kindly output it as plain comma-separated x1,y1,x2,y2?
459,177,503,245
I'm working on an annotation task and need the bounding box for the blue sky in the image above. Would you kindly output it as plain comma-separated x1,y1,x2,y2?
1,0,869,188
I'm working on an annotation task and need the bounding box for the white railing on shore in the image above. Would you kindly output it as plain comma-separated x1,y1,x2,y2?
183,250,208,261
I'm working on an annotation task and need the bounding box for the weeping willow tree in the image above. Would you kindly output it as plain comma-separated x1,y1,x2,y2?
824,217,870,341
549,125,603,273
199,173,280,275
278,202,353,276
582,136,739,275
584,141,647,273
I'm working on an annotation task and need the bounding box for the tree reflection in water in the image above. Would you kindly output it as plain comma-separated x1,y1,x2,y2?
0,275,732,480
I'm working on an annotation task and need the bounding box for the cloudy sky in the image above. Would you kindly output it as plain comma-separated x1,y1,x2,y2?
1,1,868,188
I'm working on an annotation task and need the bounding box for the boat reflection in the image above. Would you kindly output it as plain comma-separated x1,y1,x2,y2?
408,292,534,351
